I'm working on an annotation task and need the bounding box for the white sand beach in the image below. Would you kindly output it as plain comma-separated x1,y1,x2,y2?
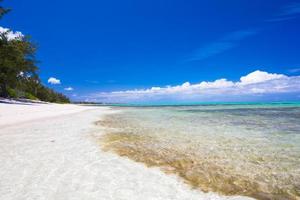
0,102,252,200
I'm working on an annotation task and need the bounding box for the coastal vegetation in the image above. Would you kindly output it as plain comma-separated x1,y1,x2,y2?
0,1,69,103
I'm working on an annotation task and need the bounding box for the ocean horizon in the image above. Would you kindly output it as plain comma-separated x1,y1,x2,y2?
2,0,300,199
104,101,300,107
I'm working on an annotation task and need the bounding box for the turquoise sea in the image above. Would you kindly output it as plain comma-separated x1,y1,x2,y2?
99,102,300,199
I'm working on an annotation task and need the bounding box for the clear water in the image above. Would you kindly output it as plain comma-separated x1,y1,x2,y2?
99,104,300,200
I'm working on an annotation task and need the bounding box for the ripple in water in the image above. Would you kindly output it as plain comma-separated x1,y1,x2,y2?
98,105,300,200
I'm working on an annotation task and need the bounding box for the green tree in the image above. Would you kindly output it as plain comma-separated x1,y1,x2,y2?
0,0,70,103
0,34,38,97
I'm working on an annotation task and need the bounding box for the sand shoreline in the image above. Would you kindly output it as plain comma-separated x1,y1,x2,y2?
0,101,98,128
0,102,253,200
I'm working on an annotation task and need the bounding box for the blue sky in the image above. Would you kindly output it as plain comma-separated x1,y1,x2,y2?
1,0,300,102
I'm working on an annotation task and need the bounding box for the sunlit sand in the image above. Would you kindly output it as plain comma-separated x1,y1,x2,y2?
0,102,251,200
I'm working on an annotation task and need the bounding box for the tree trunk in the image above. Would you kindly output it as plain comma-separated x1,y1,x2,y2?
0,82,9,98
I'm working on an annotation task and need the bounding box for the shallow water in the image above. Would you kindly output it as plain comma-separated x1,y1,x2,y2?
99,104,300,200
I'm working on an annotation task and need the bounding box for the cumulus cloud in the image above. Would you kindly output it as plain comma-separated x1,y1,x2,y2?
0,26,24,41
238,70,287,85
47,77,61,85
64,87,74,91
87,70,300,103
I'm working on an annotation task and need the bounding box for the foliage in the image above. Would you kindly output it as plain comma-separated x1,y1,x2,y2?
0,0,69,103
0,34,36,95
7,87,17,98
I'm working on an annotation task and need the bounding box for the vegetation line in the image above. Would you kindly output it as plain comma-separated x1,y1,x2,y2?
0,0,69,103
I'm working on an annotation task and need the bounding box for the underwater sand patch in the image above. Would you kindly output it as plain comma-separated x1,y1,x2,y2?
97,116,300,200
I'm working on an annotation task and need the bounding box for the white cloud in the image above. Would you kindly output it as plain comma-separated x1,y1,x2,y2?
198,78,234,88
47,77,61,85
0,26,24,41
86,70,300,103
238,70,287,85
64,87,74,91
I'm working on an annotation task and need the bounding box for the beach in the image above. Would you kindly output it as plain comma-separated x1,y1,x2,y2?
1,0,299,199
0,102,252,200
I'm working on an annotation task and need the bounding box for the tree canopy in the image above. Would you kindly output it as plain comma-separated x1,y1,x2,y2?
0,1,69,103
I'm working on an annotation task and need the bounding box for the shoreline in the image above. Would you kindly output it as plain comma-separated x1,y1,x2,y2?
0,102,253,200
0,101,99,128
97,106,300,200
